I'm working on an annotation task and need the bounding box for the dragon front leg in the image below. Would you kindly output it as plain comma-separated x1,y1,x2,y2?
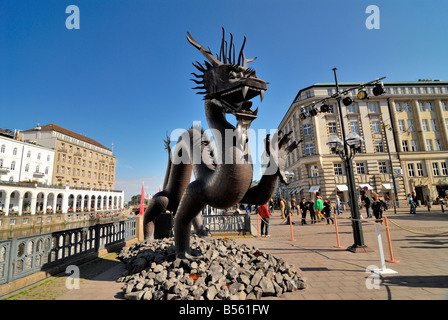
143,191,170,241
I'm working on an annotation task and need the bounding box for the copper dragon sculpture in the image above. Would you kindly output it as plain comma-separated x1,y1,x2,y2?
144,29,298,260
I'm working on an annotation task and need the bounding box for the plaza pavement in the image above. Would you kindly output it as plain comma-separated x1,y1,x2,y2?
4,205,448,301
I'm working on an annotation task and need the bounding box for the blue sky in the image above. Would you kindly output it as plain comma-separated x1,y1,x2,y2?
1,0,447,200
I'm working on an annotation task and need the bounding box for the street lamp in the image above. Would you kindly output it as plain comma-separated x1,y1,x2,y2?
298,67,385,252
327,68,371,252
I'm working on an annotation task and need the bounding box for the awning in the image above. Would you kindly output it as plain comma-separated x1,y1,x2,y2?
336,185,348,191
294,187,303,194
308,186,320,193
382,183,392,190
359,184,373,190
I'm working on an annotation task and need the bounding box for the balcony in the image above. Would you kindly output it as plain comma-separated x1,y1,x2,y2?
0,166,10,174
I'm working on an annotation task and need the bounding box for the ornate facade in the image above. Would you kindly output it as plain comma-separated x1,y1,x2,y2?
279,80,448,205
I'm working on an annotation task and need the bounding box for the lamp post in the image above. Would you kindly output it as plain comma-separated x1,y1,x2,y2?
327,68,367,252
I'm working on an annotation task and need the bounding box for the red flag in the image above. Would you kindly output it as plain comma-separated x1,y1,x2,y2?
139,182,145,216
159,185,161,192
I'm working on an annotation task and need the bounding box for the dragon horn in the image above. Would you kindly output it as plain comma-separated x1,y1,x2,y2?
187,32,222,67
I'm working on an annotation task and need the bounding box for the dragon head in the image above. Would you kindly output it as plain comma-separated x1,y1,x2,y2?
187,28,267,122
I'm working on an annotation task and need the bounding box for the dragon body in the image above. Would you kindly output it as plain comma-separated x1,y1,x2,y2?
144,29,298,259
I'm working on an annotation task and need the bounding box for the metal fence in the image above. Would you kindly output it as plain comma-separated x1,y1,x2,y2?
0,218,136,285
202,213,251,234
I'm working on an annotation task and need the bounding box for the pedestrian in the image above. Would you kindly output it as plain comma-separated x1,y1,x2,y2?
291,197,297,215
258,202,270,237
323,198,334,224
361,193,372,218
280,198,286,219
315,196,324,220
285,199,294,225
335,195,342,215
408,192,416,214
307,198,317,224
299,197,307,225
371,194,386,223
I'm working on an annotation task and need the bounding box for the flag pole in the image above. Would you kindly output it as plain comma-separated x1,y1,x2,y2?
139,182,145,216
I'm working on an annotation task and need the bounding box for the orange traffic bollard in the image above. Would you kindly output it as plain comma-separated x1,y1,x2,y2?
334,215,344,248
383,216,399,263
289,211,296,241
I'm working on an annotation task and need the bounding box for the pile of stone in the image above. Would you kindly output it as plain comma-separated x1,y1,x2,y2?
117,236,305,300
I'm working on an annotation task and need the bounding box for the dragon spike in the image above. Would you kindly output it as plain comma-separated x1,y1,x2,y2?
220,27,226,63
190,79,204,85
190,72,204,78
192,85,206,90
192,61,205,72
187,31,222,67
228,33,233,64
237,36,246,66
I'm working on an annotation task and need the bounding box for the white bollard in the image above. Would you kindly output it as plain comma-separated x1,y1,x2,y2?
367,222,397,275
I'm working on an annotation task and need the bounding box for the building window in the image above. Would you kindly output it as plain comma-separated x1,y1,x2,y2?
430,119,438,131
419,102,425,112
435,140,442,151
356,162,366,174
408,163,415,177
27,151,31,158
45,167,49,174
25,164,29,172
402,140,409,152
441,162,448,176
411,140,418,151
305,143,313,156
443,101,448,111
350,121,359,133
433,163,440,176
36,165,40,173
328,122,337,134
398,120,405,132
426,139,433,151
334,163,343,176
11,161,15,170
375,141,384,152
395,102,402,112
368,103,378,113
13,147,17,155
303,124,312,136
47,155,50,161
426,102,433,111
417,163,424,177
422,119,429,131
403,102,410,112
348,104,356,114
372,121,381,133
407,120,414,132
37,153,41,160
379,161,387,174
310,165,319,177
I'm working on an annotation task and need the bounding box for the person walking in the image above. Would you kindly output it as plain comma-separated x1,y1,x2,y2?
258,202,270,237
315,196,324,221
408,192,417,214
307,198,317,224
299,198,308,225
371,194,387,223
335,195,343,215
361,193,372,218
280,198,286,219
323,198,334,224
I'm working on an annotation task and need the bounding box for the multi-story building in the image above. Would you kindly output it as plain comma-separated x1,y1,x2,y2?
278,80,448,206
21,124,116,191
0,129,55,185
